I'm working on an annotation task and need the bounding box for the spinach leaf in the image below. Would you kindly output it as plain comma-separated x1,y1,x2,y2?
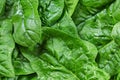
52,12,78,38
0,19,15,77
76,0,120,48
1,0,120,79
38,0,64,26
111,22,120,46
72,0,114,26
72,0,120,77
13,0,41,48
20,28,109,80
65,0,79,16
98,41,120,76
13,56,34,75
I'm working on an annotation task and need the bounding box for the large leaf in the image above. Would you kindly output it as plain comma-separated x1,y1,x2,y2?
72,0,114,26
0,20,15,77
39,0,78,26
73,0,120,77
98,41,120,76
77,0,120,48
20,28,109,80
13,0,41,47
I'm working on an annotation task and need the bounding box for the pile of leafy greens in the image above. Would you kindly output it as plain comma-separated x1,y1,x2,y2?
0,0,120,80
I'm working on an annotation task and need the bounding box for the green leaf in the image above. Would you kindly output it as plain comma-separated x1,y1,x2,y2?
0,19,15,77
1,74,37,80
76,0,120,48
98,41,120,76
111,22,120,46
38,0,64,26
11,47,35,75
1,0,119,79
13,0,41,47
65,0,79,16
20,28,109,80
13,57,34,75
0,0,6,16
117,73,120,80
52,12,78,38
72,0,114,26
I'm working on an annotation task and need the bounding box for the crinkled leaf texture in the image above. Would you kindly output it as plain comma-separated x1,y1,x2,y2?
111,22,120,46
13,0,41,47
0,20,15,77
71,0,120,78
0,0,119,79
12,47,34,76
65,0,79,16
20,28,110,80
38,0,64,26
98,41,120,76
